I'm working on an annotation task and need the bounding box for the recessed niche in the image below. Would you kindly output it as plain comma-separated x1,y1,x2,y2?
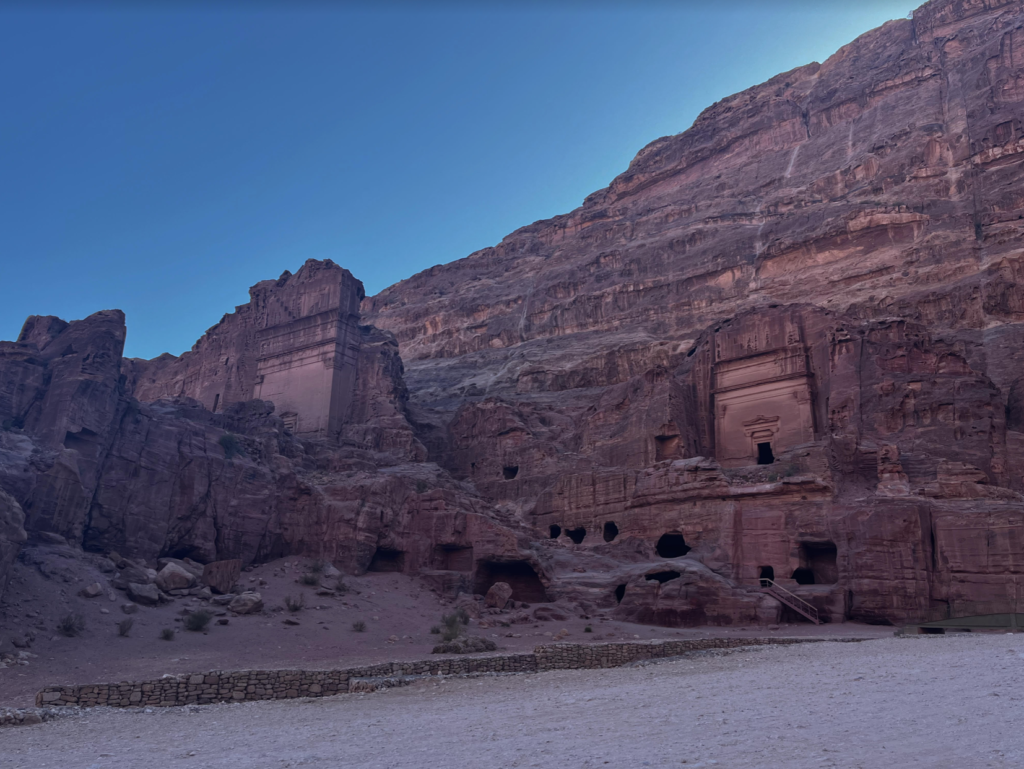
503,465,519,480
566,527,586,545
656,532,690,558
549,524,561,539
757,442,775,464
603,521,619,542
615,584,627,603
645,570,681,583
433,545,474,571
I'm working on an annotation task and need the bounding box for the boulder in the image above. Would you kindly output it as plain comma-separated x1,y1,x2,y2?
78,582,103,598
120,603,138,615
211,594,236,606
126,582,161,606
228,592,263,615
111,564,153,591
156,557,204,581
201,559,241,595
155,562,196,592
484,581,513,609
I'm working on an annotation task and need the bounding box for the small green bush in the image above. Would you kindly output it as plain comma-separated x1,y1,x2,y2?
440,611,466,642
219,433,245,459
58,613,85,637
184,609,213,632
299,572,319,586
429,625,441,635
117,618,134,637
352,620,366,632
285,594,304,613
335,576,349,594
584,625,593,633
308,561,325,576
416,480,429,494
160,628,175,641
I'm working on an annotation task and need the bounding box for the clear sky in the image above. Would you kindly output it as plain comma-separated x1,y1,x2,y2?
1,1,918,359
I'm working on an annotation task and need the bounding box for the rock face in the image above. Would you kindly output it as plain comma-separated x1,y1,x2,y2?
360,0,1024,625
4,0,1024,629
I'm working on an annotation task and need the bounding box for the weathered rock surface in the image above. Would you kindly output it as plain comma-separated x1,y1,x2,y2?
0,489,26,599
202,559,241,595
484,581,513,609
4,0,1024,629
228,592,264,615
154,563,196,592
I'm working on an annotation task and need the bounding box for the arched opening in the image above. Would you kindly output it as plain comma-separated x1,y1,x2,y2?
474,560,548,602
656,533,690,558
566,527,586,545
799,542,839,584
791,567,815,585
549,524,561,539
603,521,619,542
368,547,405,573
645,570,681,583
503,466,519,480
759,565,775,587
614,584,626,603
757,442,775,464
655,434,680,462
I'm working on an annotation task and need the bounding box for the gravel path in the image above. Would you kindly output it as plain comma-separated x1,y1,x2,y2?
3,635,1023,768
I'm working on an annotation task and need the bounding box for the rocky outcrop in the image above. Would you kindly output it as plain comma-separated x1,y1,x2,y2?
0,489,26,598
359,0,1024,625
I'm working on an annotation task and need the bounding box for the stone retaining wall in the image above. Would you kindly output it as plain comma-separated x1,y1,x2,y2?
31,636,850,713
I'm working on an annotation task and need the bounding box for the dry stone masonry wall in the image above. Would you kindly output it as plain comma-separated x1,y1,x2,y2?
32,637,837,712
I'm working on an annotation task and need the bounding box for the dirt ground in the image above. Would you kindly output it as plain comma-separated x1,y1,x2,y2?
0,548,890,708
3,634,1023,768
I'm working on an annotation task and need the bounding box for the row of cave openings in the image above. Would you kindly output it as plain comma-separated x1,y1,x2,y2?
366,544,549,603
549,523,690,559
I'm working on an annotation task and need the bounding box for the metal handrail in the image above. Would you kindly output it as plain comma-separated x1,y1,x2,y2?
760,578,819,623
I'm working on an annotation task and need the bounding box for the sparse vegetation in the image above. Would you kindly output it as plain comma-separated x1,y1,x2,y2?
352,620,366,632
284,594,305,613
430,625,441,634
57,613,85,637
184,609,213,632
334,576,349,594
439,610,468,642
584,625,593,633
117,618,134,637
160,628,175,641
299,572,319,586
308,561,325,576
416,480,429,494
219,433,245,459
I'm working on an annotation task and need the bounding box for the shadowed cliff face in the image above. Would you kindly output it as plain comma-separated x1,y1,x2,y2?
4,0,1024,628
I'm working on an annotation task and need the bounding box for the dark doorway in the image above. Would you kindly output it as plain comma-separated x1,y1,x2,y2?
791,567,815,585
503,466,519,480
645,570,681,583
549,524,561,539
474,560,548,602
615,584,626,603
566,527,586,545
759,565,775,587
656,533,690,558
800,542,839,584
655,434,680,462
368,548,405,573
757,442,775,464
603,522,619,542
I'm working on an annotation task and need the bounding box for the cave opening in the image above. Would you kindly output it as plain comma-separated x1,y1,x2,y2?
799,542,839,584
566,527,586,545
656,532,690,558
615,584,626,603
757,442,775,465
474,560,548,602
645,570,681,583
603,521,619,542
759,565,775,587
368,547,405,573
549,524,561,539
791,567,815,585
503,466,519,480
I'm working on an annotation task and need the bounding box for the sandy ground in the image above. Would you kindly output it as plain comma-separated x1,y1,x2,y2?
0,547,890,708
3,634,1023,768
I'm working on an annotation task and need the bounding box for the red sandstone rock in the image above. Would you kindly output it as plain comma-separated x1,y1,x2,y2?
202,559,241,595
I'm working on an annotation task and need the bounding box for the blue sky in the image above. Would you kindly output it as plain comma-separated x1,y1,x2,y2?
1,2,918,359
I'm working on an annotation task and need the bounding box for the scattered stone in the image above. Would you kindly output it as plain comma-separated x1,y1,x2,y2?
78,582,103,598
155,562,196,592
121,603,139,615
484,582,513,609
126,582,161,606
228,592,263,615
